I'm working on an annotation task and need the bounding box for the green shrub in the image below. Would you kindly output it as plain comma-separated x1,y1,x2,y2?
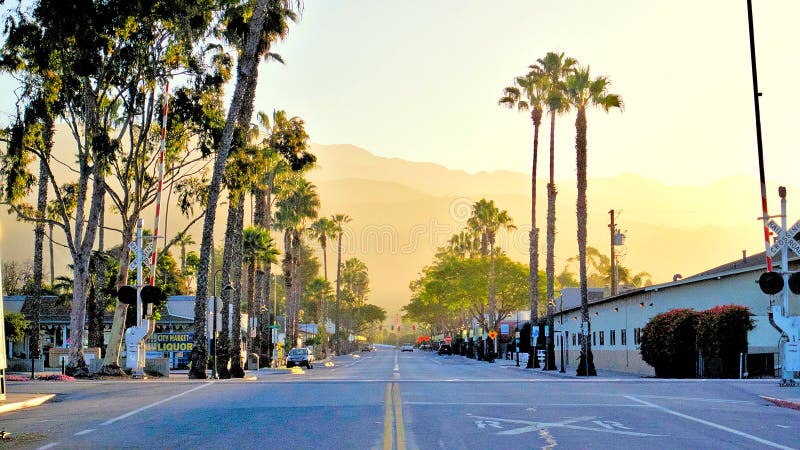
641,305,754,378
640,309,697,378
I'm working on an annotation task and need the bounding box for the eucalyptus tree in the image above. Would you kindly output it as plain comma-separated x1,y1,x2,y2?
190,0,302,379
330,213,351,352
530,51,576,370
499,68,547,368
275,177,319,348
467,199,516,341
1,0,222,374
565,66,623,376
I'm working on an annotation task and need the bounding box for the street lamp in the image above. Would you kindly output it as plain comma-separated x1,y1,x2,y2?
212,269,232,379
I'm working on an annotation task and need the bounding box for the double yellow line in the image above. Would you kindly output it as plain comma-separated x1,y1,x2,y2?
383,383,406,450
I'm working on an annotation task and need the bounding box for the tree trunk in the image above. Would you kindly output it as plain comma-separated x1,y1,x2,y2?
335,233,343,353
545,111,557,371
217,195,239,378
88,196,106,350
575,107,595,376
100,225,133,375
190,0,270,379
527,108,541,369
230,194,246,377
30,133,50,360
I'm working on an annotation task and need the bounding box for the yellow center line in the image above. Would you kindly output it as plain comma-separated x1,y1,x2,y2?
384,383,393,450
383,382,407,450
393,383,407,450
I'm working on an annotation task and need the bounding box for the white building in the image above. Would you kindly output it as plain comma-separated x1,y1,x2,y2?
554,253,797,377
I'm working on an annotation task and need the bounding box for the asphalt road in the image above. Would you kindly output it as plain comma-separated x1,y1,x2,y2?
2,347,799,449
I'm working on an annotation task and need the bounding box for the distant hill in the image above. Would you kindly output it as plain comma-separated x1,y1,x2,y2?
1,134,789,316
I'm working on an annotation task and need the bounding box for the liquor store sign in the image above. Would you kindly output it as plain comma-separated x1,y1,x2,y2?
155,333,193,352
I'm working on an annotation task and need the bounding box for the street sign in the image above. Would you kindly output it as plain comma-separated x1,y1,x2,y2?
544,325,549,335
532,328,539,338
768,219,800,256
500,324,509,334
488,330,498,339
445,336,452,344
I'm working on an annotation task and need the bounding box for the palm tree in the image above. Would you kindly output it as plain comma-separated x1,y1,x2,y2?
499,68,547,368
565,66,622,376
448,230,480,259
467,199,516,357
531,51,576,370
241,226,278,353
190,0,300,379
330,213,352,353
174,231,195,274
309,217,337,282
275,177,320,348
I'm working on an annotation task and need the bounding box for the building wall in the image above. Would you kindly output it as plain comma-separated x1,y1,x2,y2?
555,270,783,376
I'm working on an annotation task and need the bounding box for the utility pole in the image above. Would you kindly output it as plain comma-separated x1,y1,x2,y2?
609,210,617,296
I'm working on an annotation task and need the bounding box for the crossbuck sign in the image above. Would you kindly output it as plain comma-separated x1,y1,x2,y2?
768,219,800,257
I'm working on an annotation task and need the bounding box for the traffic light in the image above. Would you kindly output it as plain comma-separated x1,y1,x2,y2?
758,271,800,295
141,285,166,309
117,285,137,304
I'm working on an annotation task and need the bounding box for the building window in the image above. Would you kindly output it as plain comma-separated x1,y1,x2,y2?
592,332,596,346
610,329,616,346
634,327,641,345
599,331,605,346
572,333,576,346
621,329,627,346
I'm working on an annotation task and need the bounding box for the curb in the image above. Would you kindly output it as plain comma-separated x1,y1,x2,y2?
0,394,56,414
760,395,800,411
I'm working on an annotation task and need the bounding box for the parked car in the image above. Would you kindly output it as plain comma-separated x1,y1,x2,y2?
361,344,376,352
437,344,453,355
401,343,414,352
286,347,314,369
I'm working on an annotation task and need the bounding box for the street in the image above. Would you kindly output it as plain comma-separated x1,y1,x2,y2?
2,347,799,449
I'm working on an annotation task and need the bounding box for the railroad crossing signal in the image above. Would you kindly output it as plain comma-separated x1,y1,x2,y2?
768,219,800,256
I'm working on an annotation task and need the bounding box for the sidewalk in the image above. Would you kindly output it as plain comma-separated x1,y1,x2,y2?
0,393,55,414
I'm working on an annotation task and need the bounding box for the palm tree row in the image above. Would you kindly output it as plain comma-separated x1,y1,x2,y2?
500,51,622,376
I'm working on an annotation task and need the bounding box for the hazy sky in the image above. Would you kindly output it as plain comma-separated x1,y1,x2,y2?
0,1,797,190
248,0,800,192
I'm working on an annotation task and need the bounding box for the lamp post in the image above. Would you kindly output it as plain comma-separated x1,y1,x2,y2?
212,269,232,379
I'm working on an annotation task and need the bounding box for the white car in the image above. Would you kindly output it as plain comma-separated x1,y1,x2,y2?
401,343,414,352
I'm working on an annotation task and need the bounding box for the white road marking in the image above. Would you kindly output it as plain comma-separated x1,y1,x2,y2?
37,443,59,450
467,414,662,437
776,425,791,429
101,382,212,426
625,395,793,450
637,394,753,404
407,402,648,407
74,429,95,436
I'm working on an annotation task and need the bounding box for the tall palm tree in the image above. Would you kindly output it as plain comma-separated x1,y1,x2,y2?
241,225,278,353
190,0,300,379
309,217,336,282
531,51,576,370
467,199,516,356
565,66,622,376
275,177,320,348
330,213,351,353
499,68,547,368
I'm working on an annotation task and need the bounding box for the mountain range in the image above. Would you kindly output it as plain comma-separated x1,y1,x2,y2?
1,133,788,316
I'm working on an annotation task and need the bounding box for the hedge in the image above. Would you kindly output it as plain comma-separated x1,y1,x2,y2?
640,305,754,378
